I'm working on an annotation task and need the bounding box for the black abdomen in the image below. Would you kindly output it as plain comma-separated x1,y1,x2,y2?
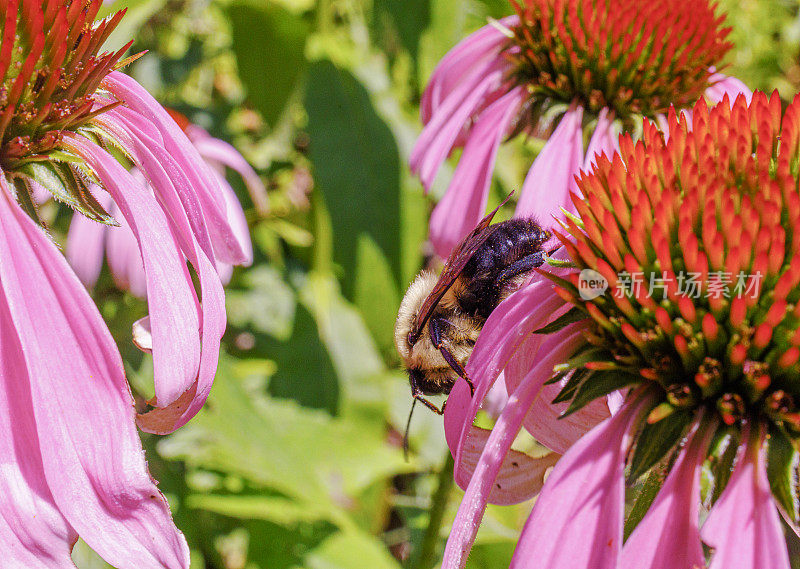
457,218,549,319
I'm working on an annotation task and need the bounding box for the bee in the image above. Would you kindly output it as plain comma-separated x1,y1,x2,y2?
394,201,551,417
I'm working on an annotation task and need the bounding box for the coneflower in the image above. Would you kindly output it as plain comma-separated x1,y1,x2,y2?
411,0,750,258
444,91,800,569
0,1,250,566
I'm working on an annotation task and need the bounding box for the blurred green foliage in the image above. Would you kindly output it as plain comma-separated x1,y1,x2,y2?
72,0,800,567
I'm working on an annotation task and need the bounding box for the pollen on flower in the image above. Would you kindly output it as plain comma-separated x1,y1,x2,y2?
0,0,130,168
558,90,800,441
506,0,733,121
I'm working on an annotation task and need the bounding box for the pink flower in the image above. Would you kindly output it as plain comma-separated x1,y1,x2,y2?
443,91,800,569
0,177,189,567
0,0,254,564
66,118,265,293
412,0,752,258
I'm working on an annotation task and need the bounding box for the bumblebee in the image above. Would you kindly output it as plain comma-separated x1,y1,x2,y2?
394,203,551,415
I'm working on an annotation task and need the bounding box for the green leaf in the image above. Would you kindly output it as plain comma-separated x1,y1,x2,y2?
19,161,117,225
628,409,692,481
299,272,387,410
371,0,431,62
353,235,401,360
305,529,402,569
562,370,639,417
265,303,341,415
304,60,402,298
186,494,328,525
766,424,800,523
158,356,411,519
227,2,308,127
533,306,586,334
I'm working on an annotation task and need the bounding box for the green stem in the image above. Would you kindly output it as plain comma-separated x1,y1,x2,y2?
410,452,455,569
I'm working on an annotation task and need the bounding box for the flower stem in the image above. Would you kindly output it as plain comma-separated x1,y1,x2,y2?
411,451,455,569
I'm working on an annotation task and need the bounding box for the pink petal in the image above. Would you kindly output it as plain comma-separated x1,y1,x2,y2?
0,296,76,566
620,417,713,569
515,372,611,454
509,395,650,569
214,169,253,268
0,185,189,567
441,325,584,569
63,133,224,432
701,431,791,569
706,72,753,106
515,107,584,226
102,72,247,265
410,61,507,191
456,323,583,501
583,107,619,171
421,16,518,124
428,87,525,257
106,200,148,298
188,125,269,217
65,188,113,289
444,278,565,464
480,376,509,419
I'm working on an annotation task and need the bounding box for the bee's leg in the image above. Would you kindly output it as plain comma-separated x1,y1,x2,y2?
409,375,445,415
429,317,476,397
497,251,547,283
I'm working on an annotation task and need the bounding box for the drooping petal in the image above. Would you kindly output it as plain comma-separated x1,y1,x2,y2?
513,370,611,454
105,199,148,298
102,71,247,265
444,278,566,463
705,72,753,106
583,107,619,171
701,431,791,569
65,188,113,289
620,416,713,569
0,185,189,568
428,87,525,257
63,134,207,415
409,60,507,191
441,325,584,569
0,292,76,567
214,169,253,268
515,107,584,225
509,394,650,569
421,16,518,124
187,125,269,217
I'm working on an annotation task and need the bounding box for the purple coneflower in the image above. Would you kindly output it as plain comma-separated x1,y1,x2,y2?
0,0,248,565
412,0,751,258
444,91,800,569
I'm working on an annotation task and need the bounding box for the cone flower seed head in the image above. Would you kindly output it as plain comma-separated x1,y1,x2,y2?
560,91,797,434
507,0,732,122
537,91,800,536
411,0,748,259
0,0,129,167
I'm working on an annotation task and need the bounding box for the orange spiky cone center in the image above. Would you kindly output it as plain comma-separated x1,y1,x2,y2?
506,0,732,121
0,0,129,169
559,91,800,434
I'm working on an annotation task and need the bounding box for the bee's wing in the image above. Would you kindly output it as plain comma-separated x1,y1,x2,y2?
410,197,511,341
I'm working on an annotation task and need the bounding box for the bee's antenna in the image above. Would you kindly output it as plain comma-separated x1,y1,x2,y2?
403,398,417,461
